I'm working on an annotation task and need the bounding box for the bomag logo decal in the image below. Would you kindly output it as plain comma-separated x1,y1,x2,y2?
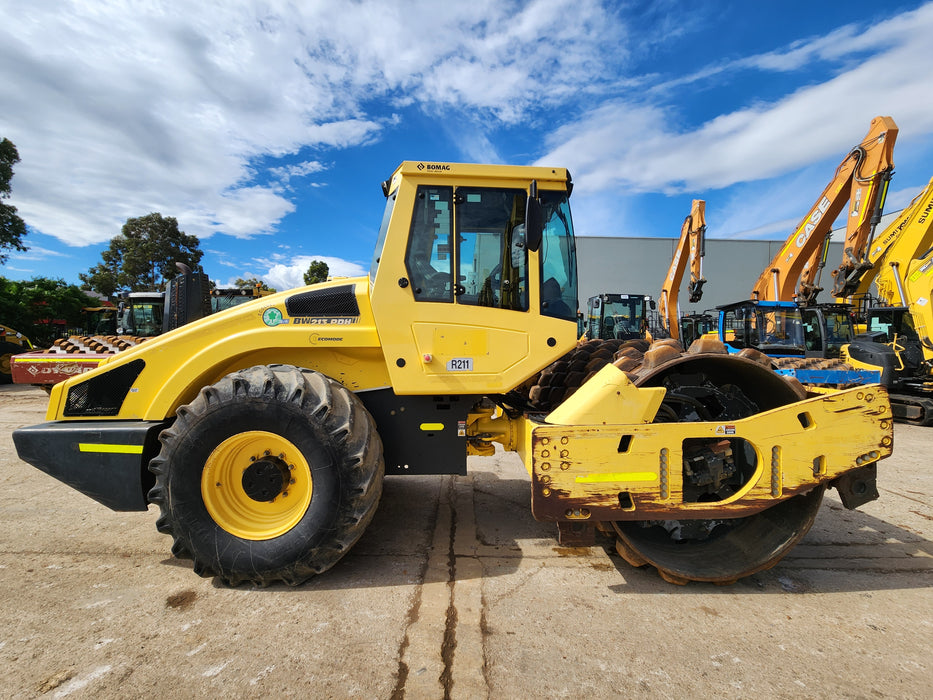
417,163,451,171
262,308,289,326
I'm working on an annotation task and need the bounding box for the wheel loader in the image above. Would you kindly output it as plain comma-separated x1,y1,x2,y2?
13,162,893,586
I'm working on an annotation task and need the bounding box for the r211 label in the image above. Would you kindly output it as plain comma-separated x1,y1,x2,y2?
446,358,473,371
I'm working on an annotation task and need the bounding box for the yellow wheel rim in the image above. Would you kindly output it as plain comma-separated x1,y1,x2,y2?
0,352,12,375
201,430,313,540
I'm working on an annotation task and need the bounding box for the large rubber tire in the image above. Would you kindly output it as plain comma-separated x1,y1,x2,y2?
0,340,20,384
148,364,384,586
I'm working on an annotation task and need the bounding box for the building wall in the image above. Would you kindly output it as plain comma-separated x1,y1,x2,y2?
576,236,845,315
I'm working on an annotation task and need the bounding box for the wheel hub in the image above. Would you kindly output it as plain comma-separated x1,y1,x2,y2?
242,456,290,502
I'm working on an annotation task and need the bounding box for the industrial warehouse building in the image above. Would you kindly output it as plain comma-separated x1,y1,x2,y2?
576,236,845,316
574,208,903,315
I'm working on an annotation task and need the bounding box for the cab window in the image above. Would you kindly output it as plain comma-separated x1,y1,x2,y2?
456,187,528,311
722,307,752,349
538,190,577,321
405,186,454,302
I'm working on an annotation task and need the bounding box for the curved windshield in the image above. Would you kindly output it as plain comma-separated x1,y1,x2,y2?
538,190,577,321
369,189,397,283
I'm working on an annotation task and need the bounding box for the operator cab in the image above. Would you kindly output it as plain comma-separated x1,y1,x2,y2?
719,300,805,356
802,304,856,358
719,300,857,359
584,293,650,340
862,306,924,373
369,162,578,394
679,312,715,347
117,293,165,336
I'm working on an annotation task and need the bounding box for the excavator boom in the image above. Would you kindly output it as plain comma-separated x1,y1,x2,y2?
752,116,897,303
658,199,706,338
852,176,933,305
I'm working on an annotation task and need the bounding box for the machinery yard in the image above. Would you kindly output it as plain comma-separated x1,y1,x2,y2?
1,383,930,698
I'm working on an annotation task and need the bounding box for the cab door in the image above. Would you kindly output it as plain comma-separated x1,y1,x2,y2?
371,181,575,395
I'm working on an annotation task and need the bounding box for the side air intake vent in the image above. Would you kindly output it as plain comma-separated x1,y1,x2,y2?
285,284,359,317
64,359,145,417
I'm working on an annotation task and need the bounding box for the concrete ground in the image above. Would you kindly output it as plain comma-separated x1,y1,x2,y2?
0,384,930,698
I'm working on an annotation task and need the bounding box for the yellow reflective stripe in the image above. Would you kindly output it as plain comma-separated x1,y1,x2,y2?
78,443,144,454
575,472,656,483
420,423,444,431
778,226,805,258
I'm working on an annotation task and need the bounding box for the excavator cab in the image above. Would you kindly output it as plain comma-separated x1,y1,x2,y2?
863,307,924,374
584,293,650,340
718,300,805,355
800,304,856,358
679,312,715,346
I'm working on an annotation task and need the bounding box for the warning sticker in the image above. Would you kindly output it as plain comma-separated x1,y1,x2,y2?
715,425,737,435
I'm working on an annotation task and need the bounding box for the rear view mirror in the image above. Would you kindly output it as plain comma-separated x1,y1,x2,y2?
525,180,544,252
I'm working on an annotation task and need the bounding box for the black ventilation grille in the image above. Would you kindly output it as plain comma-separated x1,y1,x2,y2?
64,359,145,417
286,284,359,317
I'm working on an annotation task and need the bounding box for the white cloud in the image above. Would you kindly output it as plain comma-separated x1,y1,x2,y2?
534,3,933,245
538,3,933,195
0,0,625,248
233,254,369,292
268,160,328,183
7,245,71,260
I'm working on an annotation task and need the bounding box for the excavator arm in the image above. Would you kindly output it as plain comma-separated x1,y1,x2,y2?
867,177,933,360
658,199,706,339
751,116,897,303
851,177,933,305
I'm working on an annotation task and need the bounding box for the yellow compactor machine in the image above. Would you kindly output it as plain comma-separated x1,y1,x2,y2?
14,162,894,585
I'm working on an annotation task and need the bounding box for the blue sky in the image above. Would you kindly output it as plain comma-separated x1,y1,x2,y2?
2,0,933,291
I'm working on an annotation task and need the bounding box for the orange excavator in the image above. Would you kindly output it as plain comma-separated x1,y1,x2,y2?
657,199,707,342
751,116,898,304
717,117,899,389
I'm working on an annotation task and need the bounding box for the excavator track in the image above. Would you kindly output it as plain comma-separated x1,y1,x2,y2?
888,393,933,426
527,336,826,584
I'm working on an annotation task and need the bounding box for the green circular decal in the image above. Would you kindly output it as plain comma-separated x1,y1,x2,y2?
262,308,288,326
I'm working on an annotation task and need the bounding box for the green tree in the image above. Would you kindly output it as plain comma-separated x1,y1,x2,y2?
303,260,329,285
80,213,203,295
235,277,276,293
0,138,28,265
0,276,96,346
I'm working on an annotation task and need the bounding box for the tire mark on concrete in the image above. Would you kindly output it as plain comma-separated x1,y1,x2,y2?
392,475,490,699
393,476,451,699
